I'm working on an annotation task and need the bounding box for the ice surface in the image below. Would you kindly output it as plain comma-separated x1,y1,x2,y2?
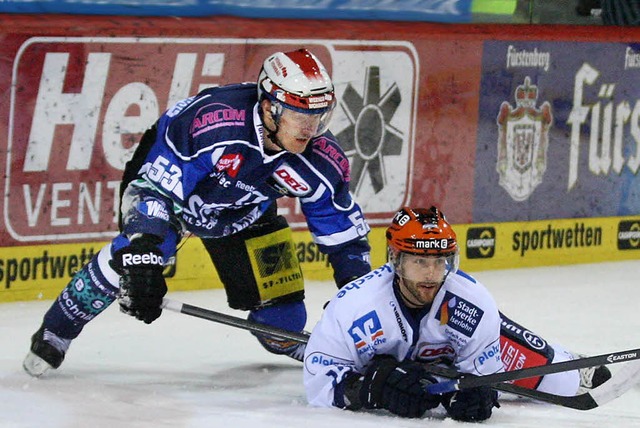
2,260,640,428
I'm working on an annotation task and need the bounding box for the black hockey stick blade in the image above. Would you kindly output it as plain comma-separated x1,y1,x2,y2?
426,348,640,394
422,364,596,409
490,359,640,410
162,298,310,343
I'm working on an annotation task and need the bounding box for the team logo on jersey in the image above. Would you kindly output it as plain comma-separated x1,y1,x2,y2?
436,291,484,337
617,220,640,250
348,311,386,355
272,163,311,197
496,76,553,201
466,227,496,259
137,198,170,221
215,153,244,178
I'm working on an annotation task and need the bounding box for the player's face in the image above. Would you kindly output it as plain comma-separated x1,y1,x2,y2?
276,109,323,153
397,254,448,307
261,100,324,154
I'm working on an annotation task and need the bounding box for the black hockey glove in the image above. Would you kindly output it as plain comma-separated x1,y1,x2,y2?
111,234,167,324
442,385,499,422
356,355,441,418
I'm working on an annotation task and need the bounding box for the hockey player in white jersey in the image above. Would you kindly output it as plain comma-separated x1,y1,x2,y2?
304,206,611,421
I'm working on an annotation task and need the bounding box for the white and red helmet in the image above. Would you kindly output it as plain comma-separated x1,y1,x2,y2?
257,48,336,136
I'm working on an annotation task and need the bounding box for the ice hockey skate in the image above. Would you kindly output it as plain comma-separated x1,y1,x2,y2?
23,327,70,377
577,363,612,394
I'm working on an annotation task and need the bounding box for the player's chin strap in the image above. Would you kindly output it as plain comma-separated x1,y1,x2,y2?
260,105,287,153
161,297,640,410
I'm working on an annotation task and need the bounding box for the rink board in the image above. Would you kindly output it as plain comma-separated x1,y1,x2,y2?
0,16,639,302
2,215,639,303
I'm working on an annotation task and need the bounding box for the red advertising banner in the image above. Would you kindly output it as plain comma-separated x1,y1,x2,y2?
0,15,488,247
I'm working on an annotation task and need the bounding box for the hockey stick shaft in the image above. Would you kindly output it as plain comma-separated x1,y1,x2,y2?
161,298,310,343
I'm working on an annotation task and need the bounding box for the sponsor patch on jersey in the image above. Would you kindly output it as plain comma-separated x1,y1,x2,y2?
416,342,456,362
215,153,244,178
473,339,502,375
304,352,354,375
523,330,547,350
272,163,311,197
137,198,170,221
500,336,549,389
190,103,247,137
436,291,484,338
348,310,386,355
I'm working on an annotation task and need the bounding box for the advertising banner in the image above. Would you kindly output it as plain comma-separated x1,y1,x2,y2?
474,41,640,222
0,16,639,302
459,215,640,272
4,37,419,244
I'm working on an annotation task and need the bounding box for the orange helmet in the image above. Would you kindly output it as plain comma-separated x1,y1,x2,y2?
386,206,458,256
386,206,460,282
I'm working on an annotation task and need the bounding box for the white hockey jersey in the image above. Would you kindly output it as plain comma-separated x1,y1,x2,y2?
304,263,504,408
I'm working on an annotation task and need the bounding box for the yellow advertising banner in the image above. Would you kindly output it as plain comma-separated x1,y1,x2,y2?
458,216,640,271
2,216,638,303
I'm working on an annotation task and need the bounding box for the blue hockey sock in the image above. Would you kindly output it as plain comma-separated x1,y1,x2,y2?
42,246,119,340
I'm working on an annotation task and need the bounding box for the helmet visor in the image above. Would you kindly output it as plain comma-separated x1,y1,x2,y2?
271,98,335,138
392,252,459,285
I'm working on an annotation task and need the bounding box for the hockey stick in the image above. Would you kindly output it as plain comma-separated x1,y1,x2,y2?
162,298,640,409
422,360,640,410
161,298,309,343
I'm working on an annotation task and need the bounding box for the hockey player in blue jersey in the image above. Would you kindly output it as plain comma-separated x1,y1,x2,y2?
304,206,611,421
23,48,371,377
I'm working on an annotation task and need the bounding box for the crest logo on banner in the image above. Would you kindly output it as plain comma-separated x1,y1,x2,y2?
496,76,553,201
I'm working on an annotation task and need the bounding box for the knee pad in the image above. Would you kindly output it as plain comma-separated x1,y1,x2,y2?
202,211,304,310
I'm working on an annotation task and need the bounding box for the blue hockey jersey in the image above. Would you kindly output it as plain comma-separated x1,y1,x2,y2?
124,82,370,265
